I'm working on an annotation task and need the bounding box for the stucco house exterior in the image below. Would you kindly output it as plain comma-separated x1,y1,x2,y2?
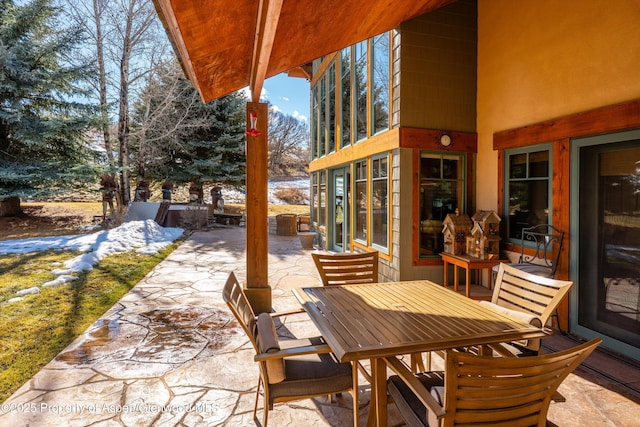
306,0,640,360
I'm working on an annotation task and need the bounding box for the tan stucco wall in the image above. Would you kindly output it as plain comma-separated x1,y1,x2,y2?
477,0,640,210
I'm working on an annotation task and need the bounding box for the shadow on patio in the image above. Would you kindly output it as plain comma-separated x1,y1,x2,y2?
1,227,638,426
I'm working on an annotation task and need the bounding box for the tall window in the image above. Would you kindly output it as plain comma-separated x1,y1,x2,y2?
340,47,351,149
371,155,388,249
354,40,368,142
419,152,466,257
505,146,551,240
327,61,336,153
372,33,389,135
319,171,327,227
311,172,318,223
311,86,318,159
318,76,326,156
354,160,368,242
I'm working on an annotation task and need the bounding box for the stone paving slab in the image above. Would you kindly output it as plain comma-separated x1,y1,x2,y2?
1,227,639,426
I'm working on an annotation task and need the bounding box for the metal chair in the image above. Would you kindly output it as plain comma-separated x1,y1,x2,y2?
385,338,602,427
312,251,379,286
222,272,358,427
493,224,564,278
516,223,564,277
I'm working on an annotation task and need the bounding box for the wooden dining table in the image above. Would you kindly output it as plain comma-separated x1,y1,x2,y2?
293,280,548,427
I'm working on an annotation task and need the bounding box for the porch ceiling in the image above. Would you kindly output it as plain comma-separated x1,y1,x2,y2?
153,0,455,103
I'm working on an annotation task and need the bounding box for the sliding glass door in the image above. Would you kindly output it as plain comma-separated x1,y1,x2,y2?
572,130,640,360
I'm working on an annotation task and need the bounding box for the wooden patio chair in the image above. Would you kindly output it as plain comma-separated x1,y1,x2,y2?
311,251,379,286
222,272,358,427
491,224,565,328
413,262,574,373
311,251,379,380
385,337,602,427
482,263,574,357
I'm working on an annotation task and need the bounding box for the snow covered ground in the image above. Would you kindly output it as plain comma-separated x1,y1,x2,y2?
0,178,309,303
221,178,310,204
0,220,184,303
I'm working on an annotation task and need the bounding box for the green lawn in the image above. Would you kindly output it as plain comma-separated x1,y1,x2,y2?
0,242,181,402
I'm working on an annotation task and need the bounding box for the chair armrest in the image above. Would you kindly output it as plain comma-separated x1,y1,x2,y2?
270,307,306,317
383,356,446,419
254,343,333,362
487,342,519,357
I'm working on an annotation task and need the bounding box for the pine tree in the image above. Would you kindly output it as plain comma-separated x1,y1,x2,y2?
130,59,246,188
0,0,100,216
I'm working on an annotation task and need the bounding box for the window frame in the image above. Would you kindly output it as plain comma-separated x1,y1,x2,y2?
311,172,318,224
319,170,327,228
353,158,368,244
418,151,467,259
503,143,553,244
371,32,390,136
327,60,336,153
353,40,368,143
370,153,389,252
311,85,318,159
339,47,352,149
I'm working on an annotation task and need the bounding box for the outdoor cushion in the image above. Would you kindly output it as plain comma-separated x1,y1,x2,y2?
478,300,542,327
479,300,543,352
268,335,353,403
256,312,286,384
387,372,445,427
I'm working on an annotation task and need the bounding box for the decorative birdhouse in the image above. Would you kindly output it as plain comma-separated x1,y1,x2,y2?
442,209,472,255
466,210,501,259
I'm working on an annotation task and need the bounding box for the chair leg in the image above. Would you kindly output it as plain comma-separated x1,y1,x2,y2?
263,404,269,427
410,353,425,372
254,377,263,424
551,308,565,334
410,351,432,372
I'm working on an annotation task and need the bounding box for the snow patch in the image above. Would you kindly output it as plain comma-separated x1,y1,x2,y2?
1,219,184,303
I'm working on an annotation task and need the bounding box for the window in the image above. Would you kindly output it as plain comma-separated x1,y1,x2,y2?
419,152,466,257
354,40,368,142
318,76,326,156
371,155,388,249
340,47,351,148
311,86,318,159
319,171,327,227
371,33,389,135
354,160,367,242
311,172,318,223
327,61,336,153
505,146,551,240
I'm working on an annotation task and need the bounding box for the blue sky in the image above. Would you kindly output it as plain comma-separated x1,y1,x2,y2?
261,73,311,122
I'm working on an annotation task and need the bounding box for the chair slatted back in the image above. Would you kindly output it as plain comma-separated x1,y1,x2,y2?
443,338,601,427
493,263,573,328
519,224,564,277
312,251,379,286
222,272,259,353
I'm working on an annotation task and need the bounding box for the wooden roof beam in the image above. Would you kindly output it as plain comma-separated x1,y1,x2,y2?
152,0,203,100
249,0,283,102
287,63,313,80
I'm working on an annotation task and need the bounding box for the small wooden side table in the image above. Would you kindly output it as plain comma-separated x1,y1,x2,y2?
440,253,504,299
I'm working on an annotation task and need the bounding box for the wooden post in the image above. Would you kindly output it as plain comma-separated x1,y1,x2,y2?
243,102,272,313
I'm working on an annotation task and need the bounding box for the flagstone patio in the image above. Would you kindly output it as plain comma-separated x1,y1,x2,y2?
1,227,638,426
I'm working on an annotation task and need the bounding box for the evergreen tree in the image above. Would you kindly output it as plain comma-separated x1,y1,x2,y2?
130,60,246,187
0,0,100,215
